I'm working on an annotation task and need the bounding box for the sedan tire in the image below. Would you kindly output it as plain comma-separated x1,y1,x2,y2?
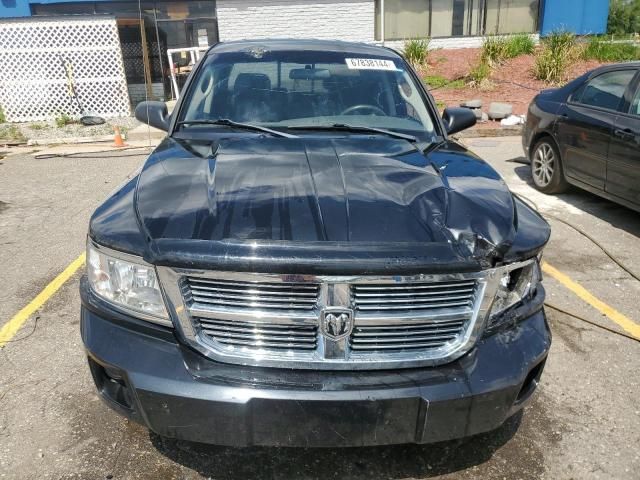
530,138,569,194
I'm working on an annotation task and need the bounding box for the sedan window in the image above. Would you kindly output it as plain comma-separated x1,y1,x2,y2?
573,70,636,111
629,85,640,116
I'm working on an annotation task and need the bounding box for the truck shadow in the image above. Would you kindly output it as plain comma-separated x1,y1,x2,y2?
510,157,640,240
149,411,523,479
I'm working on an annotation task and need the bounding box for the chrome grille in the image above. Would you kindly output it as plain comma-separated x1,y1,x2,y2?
185,277,319,311
195,317,317,351
351,318,467,352
352,280,477,312
157,266,505,370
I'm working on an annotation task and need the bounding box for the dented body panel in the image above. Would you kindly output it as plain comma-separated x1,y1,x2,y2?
82,39,551,447
90,136,549,274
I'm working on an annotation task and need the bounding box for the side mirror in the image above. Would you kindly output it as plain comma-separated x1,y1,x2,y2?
134,101,170,132
442,107,476,135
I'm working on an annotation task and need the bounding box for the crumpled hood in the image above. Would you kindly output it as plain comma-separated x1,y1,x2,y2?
130,136,522,272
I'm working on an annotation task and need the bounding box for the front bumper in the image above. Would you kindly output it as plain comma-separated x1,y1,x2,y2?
80,279,550,447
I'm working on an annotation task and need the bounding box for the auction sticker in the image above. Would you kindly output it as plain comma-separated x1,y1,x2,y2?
345,58,398,71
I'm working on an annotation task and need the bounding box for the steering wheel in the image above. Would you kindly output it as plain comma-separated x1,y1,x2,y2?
340,104,387,116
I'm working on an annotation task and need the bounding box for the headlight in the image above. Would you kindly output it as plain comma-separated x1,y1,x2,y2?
488,259,541,323
87,241,170,325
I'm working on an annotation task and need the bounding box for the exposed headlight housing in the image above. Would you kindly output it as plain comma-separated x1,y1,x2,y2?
487,259,541,326
86,240,170,326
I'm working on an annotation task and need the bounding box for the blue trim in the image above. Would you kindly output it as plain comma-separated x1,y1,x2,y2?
540,0,610,36
0,0,112,18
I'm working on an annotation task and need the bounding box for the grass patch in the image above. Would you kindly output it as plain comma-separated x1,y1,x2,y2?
481,35,509,65
534,31,578,83
55,113,75,128
505,34,535,57
582,36,640,61
467,61,492,88
28,122,49,130
404,38,431,66
482,34,535,65
423,74,465,89
0,124,26,142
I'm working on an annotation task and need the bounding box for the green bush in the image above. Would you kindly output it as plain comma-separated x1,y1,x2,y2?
534,31,578,83
505,34,535,57
0,105,5,124
467,61,492,87
423,74,465,89
481,34,534,66
582,36,640,61
404,38,430,65
608,0,640,36
481,35,509,65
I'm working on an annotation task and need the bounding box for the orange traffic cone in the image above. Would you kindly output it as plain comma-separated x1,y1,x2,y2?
113,126,126,148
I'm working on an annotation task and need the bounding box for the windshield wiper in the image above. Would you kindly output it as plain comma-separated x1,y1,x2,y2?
287,123,417,142
177,118,298,138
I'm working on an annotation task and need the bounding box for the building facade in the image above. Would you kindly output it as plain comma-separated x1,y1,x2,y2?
0,0,610,109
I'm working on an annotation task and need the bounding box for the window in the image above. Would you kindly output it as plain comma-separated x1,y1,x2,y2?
628,83,640,116
375,0,539,40
574,70,636,112
181,50,436,137
485,0,538,35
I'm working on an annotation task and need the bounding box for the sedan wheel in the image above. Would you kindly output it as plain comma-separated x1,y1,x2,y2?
530,139,568,194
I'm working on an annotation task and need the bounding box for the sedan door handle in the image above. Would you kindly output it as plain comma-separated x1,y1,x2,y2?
614,128,633,138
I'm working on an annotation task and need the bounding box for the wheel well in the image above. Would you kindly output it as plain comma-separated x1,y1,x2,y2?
529,132,559,158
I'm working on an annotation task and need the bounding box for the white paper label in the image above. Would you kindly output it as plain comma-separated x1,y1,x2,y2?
345,58,398,71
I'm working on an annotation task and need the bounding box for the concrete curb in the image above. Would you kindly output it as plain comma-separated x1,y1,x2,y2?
456,126,522,138
26,134,124,146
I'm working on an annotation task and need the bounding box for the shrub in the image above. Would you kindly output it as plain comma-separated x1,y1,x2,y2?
55,113,74,128
467,60,492,88
582,36,640,61
481,35,509,65
505,34,536,57
481,34,533,66
404,38,430,65
423,74,465,89
0,105,5,124
534,31,578,83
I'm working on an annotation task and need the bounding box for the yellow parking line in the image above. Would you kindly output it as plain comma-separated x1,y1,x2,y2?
542,261,640,340
1,253,638,347
0,253,85,348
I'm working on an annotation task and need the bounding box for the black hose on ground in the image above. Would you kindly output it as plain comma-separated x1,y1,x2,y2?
513,191,640,343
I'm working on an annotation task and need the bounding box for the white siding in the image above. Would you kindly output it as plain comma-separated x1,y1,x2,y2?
216,0,375,43
384,33,540,51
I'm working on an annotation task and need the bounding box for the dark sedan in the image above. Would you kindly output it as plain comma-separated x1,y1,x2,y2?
523,62,640,210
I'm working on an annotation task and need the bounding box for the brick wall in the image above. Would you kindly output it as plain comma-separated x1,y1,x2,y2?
216,0,375,43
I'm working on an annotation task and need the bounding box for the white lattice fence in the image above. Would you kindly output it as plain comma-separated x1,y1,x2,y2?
0,17,131,122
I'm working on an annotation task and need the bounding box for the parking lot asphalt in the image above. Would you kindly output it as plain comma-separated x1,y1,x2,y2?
0,137,639,480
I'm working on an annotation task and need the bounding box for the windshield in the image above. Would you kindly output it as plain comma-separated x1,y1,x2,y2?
179,48,437,139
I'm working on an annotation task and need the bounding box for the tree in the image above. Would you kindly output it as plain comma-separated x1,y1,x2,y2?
608,0,640,35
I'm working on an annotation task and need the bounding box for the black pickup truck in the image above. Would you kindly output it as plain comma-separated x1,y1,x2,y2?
81,39,551,447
